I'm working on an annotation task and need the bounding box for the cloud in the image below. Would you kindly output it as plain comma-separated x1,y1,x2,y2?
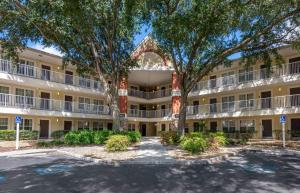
30,43,63,57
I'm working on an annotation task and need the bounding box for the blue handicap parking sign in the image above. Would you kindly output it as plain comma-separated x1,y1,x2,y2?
15,116,22,124
280,115,286,124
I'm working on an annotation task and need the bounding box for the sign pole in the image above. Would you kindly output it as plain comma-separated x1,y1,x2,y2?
16,122,20,150
282,122,286,148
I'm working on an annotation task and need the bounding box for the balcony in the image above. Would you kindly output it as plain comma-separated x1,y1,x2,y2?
186,94,300,117
0,93,110,115
127,108,172,118
191,62,300,94
0,59,104,92
128,88,172,99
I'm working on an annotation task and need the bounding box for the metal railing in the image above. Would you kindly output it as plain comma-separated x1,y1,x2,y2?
128,88,172,99
127,108,172,118
0,59,105,92
191,62,300,93
186,94,300,116
0,93,110,115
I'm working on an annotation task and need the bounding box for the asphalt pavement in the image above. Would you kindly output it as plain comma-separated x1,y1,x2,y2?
0,150,299,193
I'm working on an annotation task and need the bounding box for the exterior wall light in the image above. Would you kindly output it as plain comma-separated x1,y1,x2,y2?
278,87,282,92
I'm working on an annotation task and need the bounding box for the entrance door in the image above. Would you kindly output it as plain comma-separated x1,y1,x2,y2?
209,75,217,88
261,91,271,109
65,71,73,85
141,124,147,136
41,65,51,80
107,123,113,130
260,65,270,79
161,105,166,116
64,121,72,131
262,119,272,138
290,87,300,107
291,118,300,138
210,98,217,113
65,95,72,111
40,120,49,138
193,101,199,114
210,121,217,132
288,57,300,75
40,92,50,110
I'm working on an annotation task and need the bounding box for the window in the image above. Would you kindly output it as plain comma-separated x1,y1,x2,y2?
15,118,32,130
161,124,166,132
128,124,135,132
222,71,235,86
18,59,34,77
78,97,90,112
79,75,91,88
0,86,9,105
0,118,8,130
15,88,34,106
239,67,253,83
78,121,89,130
222,96,235,112
93,99,104,113
239,93,254,110
93,121,103,131
240,120,255,133
222,120,235,133
93,78,101,90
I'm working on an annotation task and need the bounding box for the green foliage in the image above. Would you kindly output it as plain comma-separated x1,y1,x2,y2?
180,133,208,154
64,131,81,145
105,135,130,152
160,131,181,145
125,131,141,143
0,130,38,141
51,130,69,139
93,130,112,145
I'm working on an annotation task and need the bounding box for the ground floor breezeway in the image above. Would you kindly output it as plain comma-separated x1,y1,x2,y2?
0,114,300,139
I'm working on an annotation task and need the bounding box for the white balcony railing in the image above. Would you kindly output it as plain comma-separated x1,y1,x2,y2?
186,94,300,116
0,59,105,92
128,88,172,99
0,93,110,115
191,62,300,93
127,108,172,118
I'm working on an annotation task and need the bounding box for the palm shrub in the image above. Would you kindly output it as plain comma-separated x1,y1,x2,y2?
93,131,112,144
207,132,227,150
180,133,208,154
51,130,69,140
106,135,130,152
78,130,94,144
64,131,81,145
125,131,141,143
160,131,181,145
0,130,38,141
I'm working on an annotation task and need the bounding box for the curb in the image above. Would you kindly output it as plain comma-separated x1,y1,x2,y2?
0,149,56,157
56,149,240,166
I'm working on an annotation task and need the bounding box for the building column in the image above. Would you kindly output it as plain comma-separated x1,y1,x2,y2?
171,72,181,131
119,76,128,130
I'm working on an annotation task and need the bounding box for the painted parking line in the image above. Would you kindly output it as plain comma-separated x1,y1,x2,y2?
0,176,6,183
34,164,73,175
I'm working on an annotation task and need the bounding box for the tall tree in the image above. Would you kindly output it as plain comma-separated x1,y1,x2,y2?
147,0,300,135
0,0,143,130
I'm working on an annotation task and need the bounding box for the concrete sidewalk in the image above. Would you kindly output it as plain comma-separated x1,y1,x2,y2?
0,149,56,157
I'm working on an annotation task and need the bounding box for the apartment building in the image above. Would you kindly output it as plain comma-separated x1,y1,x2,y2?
0,36,300,139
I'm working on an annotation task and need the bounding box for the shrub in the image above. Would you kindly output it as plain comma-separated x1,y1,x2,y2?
78,130,94,144
64,131,81,145
93,131,111,144
106,135,130,152
207,132,227,150
0,130,38,141
51,130,69,139
125,131,141,143
180,135,208,154
160,131,181,145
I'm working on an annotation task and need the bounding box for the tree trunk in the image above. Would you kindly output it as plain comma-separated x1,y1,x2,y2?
178,92,188,136
109,82,121,131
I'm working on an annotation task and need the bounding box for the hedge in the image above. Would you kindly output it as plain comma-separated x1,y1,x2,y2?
0,130,38,141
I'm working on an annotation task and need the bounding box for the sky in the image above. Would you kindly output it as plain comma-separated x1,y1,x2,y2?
27,24,241,60
27,24,152,57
